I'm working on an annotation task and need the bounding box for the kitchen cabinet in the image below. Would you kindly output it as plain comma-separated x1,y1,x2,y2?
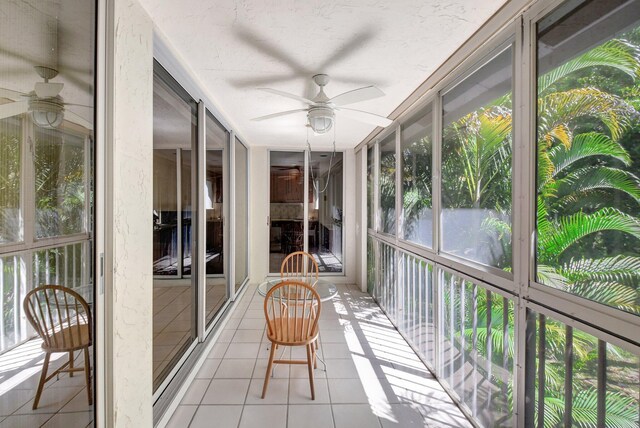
270,171,314,203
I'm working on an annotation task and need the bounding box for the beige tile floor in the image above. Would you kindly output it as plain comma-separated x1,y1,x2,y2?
165,283,472,428
0,278,227,428
0,339,93,428
154,280,228,389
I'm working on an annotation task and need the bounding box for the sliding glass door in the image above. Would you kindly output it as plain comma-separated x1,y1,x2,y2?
269,151,305,273
308,151,343,273
0,0,96,423
152,63,243,394
204,112,228,327
152,62,198,391
269,150,344,274
234,138,249,293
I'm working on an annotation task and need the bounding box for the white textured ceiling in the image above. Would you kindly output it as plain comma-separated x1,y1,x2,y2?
138,0,508,149
0,0,94,126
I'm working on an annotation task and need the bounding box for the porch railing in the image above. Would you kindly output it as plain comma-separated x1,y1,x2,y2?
368,234,639,427
0,240,91,354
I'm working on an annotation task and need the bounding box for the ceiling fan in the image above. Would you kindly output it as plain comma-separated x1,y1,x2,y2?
0,66,92,130
252,74,392,134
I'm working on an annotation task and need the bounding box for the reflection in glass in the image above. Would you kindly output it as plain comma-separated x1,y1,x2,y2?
235,138,249,289
35,128,86,239
0,0,96,418
442,46,513,269
153,150,178,275
309,151,343,273
0,117,22,244
401,105,433,248
535,0,640,315
378,134,396,235
367,146,374,230
152,63,197,391
269,151,305,273
204,112,227,327
0,254,24,351
181,150,193,276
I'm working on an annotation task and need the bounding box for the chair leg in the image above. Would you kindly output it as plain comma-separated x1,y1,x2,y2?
261,343,277,399
313,344,317,369
69,351,74,377
33,352,51,410
84,347,93,405
306,344,315,400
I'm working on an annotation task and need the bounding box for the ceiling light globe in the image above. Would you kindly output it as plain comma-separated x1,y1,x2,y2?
29,98,64,129
31,110,64,129
307,107,334,134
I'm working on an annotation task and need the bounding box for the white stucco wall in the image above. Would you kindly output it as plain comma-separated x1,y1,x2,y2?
342,149,356,285
248,146,270,281
105,0,154,425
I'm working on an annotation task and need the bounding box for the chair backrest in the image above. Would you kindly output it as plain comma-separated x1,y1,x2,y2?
280,251,319,284
23,285,92,351
264,280,321,345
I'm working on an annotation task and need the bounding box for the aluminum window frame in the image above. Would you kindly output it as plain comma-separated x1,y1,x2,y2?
360,1,640,425
522,0,640,346
397,97,437,250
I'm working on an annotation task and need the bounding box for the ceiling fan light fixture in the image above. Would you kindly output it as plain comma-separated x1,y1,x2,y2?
29,98,64,129
307,107,334,134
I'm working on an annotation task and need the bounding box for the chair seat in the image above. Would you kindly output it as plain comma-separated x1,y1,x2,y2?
267,318,318,345
44,324,91,352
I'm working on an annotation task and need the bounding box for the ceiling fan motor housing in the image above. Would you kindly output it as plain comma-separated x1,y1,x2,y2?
307,106,334,134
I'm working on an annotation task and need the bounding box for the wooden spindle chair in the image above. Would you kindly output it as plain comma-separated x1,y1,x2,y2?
23,285,93,409
281,251,321,351
262,280,321,400
280,251,319,285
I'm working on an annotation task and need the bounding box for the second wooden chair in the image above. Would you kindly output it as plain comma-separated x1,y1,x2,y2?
280,251,319,284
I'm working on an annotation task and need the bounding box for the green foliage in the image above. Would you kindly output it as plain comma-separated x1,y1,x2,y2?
542,388,638,428
439,26,640,426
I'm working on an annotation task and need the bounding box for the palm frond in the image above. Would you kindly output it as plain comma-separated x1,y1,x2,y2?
554,166,640,204
570,388,638,428
560,256,640,285
549,132,631,178
536,263,569,288
538,207,640,260
539,39,640,93
538,88,635,140
571,281,639,313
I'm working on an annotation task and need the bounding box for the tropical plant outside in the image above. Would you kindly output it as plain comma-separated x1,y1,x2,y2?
377,24,640,428
0,122,88,353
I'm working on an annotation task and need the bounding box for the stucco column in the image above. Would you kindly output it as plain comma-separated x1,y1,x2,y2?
103,0,154,425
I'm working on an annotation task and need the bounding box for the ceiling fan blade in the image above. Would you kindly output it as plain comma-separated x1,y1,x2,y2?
330,86,385,107
258,88,315,105
235,26,309,75
65,110,93,130
0,88,26,100
252,109,307,121
64,103,93,108
35,82,64,98
337,107,392,127
318,28,375,70
0,100,28,120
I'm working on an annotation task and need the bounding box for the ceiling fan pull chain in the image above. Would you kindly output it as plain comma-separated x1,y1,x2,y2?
307,124,336,195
